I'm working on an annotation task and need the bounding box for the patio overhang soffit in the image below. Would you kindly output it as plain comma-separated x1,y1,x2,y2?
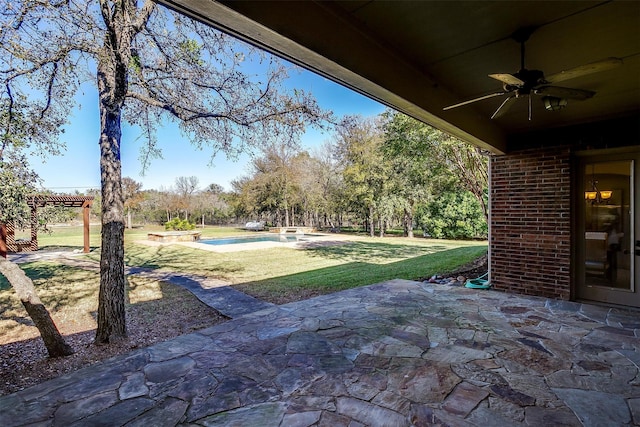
157,1,640,155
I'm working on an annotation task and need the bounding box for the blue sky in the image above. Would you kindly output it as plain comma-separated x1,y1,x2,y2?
28,67,385,194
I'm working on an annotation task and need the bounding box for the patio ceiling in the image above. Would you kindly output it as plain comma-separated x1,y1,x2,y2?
157,1,640,155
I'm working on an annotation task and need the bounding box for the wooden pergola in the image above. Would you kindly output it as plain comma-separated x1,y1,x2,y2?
0,195,94,258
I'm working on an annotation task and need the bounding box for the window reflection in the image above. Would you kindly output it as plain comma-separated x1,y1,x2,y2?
584,161,631,289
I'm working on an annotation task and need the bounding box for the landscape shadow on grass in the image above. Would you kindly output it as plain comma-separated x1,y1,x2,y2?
234,245,488,302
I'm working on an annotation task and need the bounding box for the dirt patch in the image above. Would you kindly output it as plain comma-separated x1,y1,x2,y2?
0,279,227,397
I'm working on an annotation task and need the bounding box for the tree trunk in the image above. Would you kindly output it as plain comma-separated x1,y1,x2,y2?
96,107,127,344
368,205,375,237
0,258,73,357
127,208,132,230
96,72,127,343
284,202,290,227
405,207,414,238
476,189,489,221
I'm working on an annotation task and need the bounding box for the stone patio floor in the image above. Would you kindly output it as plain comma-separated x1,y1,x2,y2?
1,278,639,426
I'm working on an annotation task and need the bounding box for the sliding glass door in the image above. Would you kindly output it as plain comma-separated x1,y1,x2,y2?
577,149,639,307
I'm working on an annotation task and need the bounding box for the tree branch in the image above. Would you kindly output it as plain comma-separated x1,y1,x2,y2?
132,0,156,33
1,83,14,160
40,62,59,119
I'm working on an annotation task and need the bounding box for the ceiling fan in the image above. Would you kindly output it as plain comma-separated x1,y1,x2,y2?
443,27,622,120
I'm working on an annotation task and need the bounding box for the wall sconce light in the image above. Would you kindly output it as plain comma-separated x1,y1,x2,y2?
543,96,568,111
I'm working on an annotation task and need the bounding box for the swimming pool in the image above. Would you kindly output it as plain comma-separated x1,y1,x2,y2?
199,234,320,246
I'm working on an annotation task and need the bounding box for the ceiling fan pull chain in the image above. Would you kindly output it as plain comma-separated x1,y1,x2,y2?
528,95,532,121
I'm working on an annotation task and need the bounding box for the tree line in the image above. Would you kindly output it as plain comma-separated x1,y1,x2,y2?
100,110,488,239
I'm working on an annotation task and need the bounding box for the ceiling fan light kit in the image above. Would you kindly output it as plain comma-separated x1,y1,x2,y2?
443,27,622,120
543,96,567,111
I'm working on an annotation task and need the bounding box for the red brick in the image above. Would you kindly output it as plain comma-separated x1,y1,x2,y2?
490,146,571,300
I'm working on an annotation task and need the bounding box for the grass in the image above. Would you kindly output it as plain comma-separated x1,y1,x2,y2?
0,261,221,345
6,224,488,304
233,241,487,302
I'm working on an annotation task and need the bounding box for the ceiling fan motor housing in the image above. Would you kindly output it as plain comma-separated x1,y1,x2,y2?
514,69,546,88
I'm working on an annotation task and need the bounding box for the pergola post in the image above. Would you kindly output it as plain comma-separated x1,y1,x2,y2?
30,204,38,251
82,200,92,253
0,223,6,259
5,222,15,252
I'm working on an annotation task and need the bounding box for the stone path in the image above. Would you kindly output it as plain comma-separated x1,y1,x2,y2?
8,251,274,319
124,269,275,319
1,278,638,426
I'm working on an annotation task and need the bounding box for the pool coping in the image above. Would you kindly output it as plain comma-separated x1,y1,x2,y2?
135,233,354,253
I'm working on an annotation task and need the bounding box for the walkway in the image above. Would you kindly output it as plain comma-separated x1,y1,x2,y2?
1,276,638,426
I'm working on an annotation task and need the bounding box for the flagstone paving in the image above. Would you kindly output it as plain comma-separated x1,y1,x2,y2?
1,278,638,426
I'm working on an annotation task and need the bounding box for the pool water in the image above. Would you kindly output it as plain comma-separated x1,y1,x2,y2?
200,234,319,246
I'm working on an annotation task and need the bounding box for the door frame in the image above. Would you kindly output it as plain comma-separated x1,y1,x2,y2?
573,147,639,308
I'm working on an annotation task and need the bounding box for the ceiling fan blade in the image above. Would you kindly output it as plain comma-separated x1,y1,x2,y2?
491,95,517,119
443,92,506,110
489,73,524,86
535,85,595,100
545,57,622,84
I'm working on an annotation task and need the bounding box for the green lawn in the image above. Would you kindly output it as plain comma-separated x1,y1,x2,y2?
9,225,488,303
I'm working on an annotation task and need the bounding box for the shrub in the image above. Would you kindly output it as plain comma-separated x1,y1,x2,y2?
165,218,196,231
416,190,487,239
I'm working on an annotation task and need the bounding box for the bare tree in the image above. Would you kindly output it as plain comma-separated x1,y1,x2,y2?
1,1,330,344
174,176,199,221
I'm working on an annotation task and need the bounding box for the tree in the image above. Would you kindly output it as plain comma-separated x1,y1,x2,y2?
382,111,489,239
191,186,224,227
1,1,330,343
382,111,447,237
174,176,199,221
0,152,73,357
309,142,345,229
205,183,225,195
241,141,302,227
416,190,487,239
0,257,74,357
122,177,143,229
434,132,489,220
334,115,388,236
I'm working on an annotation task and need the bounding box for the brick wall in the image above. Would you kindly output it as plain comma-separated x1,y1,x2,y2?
490,146,571,299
